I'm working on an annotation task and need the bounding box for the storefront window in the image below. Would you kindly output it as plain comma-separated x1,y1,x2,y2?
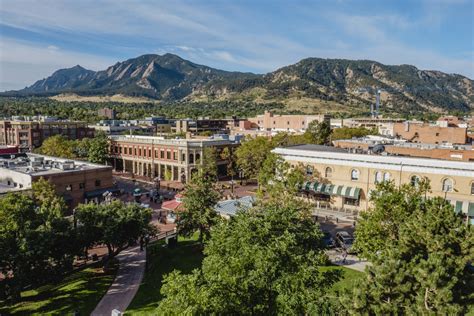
344,197,360,206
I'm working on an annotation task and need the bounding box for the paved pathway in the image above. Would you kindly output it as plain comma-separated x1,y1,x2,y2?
91,245,146,316
326,249,370,272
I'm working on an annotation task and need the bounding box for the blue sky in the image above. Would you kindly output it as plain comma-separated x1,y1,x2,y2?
0,0,473,91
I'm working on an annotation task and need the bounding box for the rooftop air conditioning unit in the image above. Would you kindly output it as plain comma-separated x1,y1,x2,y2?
60,161,75,170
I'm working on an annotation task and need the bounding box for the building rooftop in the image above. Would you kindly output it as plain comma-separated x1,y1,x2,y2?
109,134,242,146
0,153,110,176
273,144,474,176
285,144,349,153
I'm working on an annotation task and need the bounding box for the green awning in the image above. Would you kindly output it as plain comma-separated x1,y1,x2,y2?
299,182,361,199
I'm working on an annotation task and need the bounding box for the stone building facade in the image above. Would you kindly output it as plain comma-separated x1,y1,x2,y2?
274,144,474,222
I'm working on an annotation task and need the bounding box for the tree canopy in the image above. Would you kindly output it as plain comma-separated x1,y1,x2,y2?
75,200,155,259
178,173,221,245
345,181,474,314
158,193,339,315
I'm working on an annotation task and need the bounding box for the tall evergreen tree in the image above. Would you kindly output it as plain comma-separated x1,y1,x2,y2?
345,183,473,314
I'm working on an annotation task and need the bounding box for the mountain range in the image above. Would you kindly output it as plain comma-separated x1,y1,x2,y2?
5,53,474,113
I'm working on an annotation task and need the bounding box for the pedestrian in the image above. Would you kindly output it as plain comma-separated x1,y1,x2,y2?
139,237,144,251
342,248,348,264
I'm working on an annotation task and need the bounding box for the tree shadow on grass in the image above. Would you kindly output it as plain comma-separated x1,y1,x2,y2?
128,239,204,312
0,262,117,316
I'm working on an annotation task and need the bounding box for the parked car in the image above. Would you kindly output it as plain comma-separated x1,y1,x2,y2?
322,231,335,248
335,231,354,252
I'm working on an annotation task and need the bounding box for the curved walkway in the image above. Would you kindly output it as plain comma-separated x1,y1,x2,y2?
91,245,146,316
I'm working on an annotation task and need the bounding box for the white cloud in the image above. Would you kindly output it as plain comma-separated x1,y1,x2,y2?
0,38,114,91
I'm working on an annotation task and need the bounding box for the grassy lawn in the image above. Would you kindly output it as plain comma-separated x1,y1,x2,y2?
127,236,363,315
0,260,117,316
127,236,204,315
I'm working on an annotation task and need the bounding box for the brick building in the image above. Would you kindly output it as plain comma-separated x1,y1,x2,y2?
98,108,117,120
333,138,474,162
393,121,468,145
0,119,95,152
0,153,114,210
108,135,241,183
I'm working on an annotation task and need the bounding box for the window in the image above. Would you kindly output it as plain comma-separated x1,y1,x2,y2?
95,180,101,187
374,171,383,183
442,178,453,192
173,151,178,160
351,169,360,181
306,165,313,176
471,182,474,195
160,150,165,159
148,149,151,157
383,172,391,182
79,183,85,189
166,150,171,160
410,175,420,187
325,167,332,178
344,197,360,206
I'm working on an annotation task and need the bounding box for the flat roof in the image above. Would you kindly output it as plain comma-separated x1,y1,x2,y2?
285,144,348,153
0,153,110,176
109,135,239,146
273,145,474,177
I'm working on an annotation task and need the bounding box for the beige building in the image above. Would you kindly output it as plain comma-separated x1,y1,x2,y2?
0,153,114,211
247,111,329,133
108,135,240,183
273,145,474,222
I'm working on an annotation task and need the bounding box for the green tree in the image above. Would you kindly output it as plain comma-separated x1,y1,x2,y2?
235,136,273,182
158,194,340,314
345,183,473,314
200,147,218,181
220,147,237,193
32,177,67,222
178,173,221,245
75,201,155,259
87,131,109,164
258,152,305,197
37,135,75,158
0,193,78,301
304,120,332,145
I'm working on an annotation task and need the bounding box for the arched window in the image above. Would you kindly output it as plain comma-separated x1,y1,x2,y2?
374,171,383,183
442,178,453,192
383,172,391,182
306,165,313,176
410,175,420,187
325,167,332,178
351,169,360,181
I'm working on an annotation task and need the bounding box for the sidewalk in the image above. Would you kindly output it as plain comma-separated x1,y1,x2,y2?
91,245,146,316
326,249,371,272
